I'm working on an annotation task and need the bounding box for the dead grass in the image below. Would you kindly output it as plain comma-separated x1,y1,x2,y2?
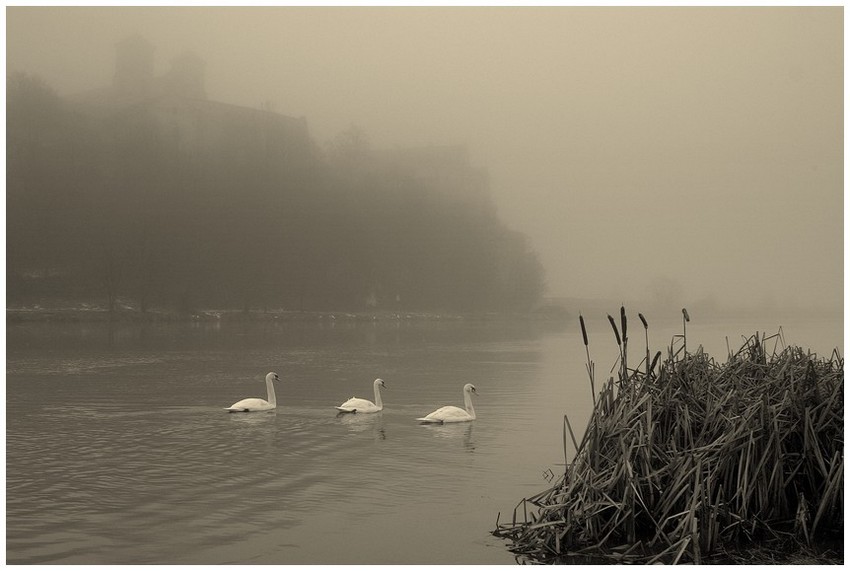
494,308,843,564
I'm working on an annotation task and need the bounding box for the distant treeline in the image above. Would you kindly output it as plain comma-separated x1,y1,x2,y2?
7,72,545,313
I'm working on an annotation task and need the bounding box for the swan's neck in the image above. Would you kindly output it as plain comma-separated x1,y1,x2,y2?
373,383,383,409
266,377,277,407
463,390,476,419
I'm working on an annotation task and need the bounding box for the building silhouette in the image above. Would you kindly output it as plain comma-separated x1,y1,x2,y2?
72,35,315,174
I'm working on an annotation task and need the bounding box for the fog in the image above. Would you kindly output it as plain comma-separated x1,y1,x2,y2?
6,6,843,313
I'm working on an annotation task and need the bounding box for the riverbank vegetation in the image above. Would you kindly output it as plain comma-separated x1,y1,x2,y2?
494,308,843,564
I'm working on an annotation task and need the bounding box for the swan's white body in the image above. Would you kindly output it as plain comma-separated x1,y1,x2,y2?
417,383,477,423
225,372,281,412
335,378,386,413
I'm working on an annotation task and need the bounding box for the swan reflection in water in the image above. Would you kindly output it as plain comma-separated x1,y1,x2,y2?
336,409,386,440
226,410,276,425
422,421,475,452
224,409,279,452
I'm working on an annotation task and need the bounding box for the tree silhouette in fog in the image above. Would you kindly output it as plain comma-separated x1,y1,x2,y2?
7,72,545,313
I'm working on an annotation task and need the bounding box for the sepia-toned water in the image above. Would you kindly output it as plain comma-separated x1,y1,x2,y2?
6,313,842,564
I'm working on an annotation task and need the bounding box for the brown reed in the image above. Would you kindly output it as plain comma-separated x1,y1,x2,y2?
494,309,844,564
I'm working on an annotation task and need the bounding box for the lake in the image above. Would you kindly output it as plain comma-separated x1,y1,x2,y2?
5,311,842,564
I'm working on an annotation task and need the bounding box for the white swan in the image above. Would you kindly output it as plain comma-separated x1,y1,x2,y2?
225,372,281,412
335,378,387,413
416,383,477,423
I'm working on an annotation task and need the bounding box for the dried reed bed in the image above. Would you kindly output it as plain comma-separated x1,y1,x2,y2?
494,308,843,564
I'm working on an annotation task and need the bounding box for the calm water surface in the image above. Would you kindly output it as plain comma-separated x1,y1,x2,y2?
6,313,842,564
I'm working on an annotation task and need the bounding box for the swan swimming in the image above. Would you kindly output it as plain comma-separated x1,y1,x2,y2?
416,383,477,423
335,378,387,413
225,372,281,412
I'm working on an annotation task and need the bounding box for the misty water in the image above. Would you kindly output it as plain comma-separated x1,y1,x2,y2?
6,313,842,564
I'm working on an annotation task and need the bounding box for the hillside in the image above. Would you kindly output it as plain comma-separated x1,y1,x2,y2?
7,45,545,314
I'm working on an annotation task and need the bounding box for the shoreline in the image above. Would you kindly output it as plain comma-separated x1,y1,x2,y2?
6,304,571,325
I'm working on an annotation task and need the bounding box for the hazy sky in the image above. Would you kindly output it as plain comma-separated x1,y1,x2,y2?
5,7,844,311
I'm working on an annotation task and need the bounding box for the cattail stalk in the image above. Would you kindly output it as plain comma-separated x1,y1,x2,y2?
620,305,628,382
580,314,595,406
639,312,650,377
607,313,624,386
